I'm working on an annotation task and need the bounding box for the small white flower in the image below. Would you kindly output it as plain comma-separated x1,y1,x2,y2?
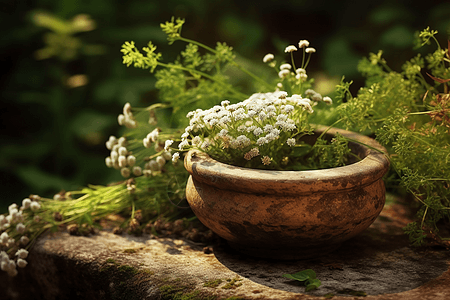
118,155,128,168
0,232,9,244
0,251,8,262
120,167,130,178
263,53,274,63
164,140,174,151
132,166,142,177
295,72,308,81
117,137,127,146
283,104,295,113
30,201,41,212
221,100,230,106
284,45,297,53
105,157,113,168
172,152,180,163
117,114,125,126
298,40,310,48
123,102,132,116
8,204,18,214
296,68,306,74
258,111,267,121
15,249,28,259
264,124,274,132
305,47,316,53
276,114,288,122
178,140,189,150
256,137,268,146
16,223,26,234
156,156,166,168
280,63,291,70
110,151,118,162
236,135,251,148
21,198,31,210
17,258,27,268
20,236,29,245
118,146,127,156
127,155,136,167
287,138,296,147
220,116,231,124
247,110,257,118
323,96,333,104
253,127,263,136
143,137,151,148
277,83,283,88
278,69,290,78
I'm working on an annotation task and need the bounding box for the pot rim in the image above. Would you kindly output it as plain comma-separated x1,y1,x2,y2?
184,125,390,194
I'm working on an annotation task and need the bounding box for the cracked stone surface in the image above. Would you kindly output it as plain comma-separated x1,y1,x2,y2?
0,197,449,300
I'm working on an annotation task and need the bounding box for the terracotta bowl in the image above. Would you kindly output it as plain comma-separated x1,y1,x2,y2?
184,126,390,259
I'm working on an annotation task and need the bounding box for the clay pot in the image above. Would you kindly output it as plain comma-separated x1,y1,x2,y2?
184,126,390,259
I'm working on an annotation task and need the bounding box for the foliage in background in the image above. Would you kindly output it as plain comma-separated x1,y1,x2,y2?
337,28,450,246
2,0,450,213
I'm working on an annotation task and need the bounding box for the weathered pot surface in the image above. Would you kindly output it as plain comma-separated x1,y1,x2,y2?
184,126,390,259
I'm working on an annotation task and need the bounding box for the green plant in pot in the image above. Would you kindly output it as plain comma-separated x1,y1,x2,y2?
120,18,390,259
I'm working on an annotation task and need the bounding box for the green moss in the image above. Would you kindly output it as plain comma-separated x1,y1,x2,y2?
105,258,118,265
123,248,137,254
203,279,223,288
222,277,243,290
159,284,217,300
117,265,139,279
323,293,335,299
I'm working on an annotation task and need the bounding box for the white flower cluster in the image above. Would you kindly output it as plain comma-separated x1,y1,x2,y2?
1,200,39,233
117,102,137,128
141,151,172,177
263,39,321,89
0,197,40,276
1,248,28,277
105,136,142,177
179,91,322,165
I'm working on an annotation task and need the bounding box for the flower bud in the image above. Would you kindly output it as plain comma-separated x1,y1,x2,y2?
118,146,127,156
118,155,127,167
105,157,113,168
17,258,27,268
127,155,136,167
22,198,31,210
120,167,130,178
118,114,125,126
148,160,160,172
156,156,166,168
15,248,28,259
132,166,142,177
30,201,41,212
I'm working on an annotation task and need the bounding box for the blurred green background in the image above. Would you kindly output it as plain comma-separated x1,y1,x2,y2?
1,0,450,213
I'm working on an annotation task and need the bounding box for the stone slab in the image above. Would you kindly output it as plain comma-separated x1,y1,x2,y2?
1,197,450,300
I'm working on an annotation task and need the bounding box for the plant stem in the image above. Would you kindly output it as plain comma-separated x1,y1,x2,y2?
177,36,274,91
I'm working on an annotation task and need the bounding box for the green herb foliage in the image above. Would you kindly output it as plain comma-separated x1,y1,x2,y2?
336,27,450,246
